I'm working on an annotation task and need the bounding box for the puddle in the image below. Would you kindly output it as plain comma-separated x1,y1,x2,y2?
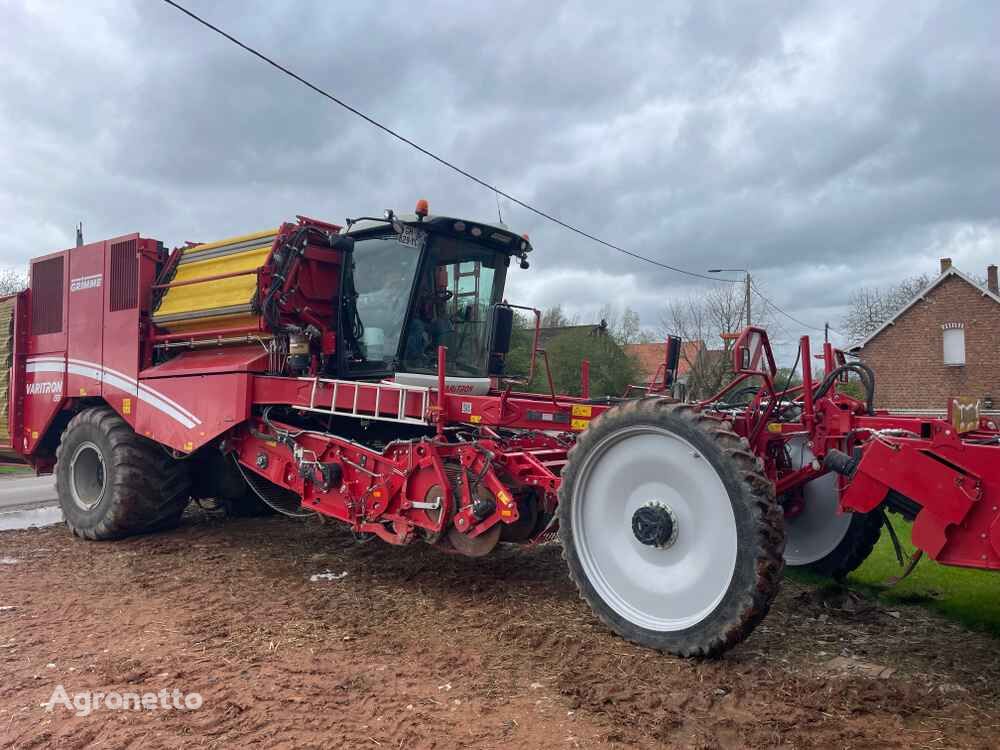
0,505,63,532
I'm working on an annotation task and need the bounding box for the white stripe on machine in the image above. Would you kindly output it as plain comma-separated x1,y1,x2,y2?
25,357,199,429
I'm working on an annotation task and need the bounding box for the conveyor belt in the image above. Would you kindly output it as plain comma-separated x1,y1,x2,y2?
152,229,277,332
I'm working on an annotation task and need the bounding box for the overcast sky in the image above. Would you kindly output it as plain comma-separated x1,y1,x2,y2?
1,0,998,357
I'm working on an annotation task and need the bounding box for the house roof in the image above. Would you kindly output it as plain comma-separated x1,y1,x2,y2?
624,340,705,380
851,266,1000,351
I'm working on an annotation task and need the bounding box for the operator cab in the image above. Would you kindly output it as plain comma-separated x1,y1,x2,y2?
339,203,531,389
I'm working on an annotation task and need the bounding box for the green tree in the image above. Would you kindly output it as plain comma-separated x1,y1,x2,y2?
773,366,802,391
508,328,639,397
504,314,536,378
837,375,867,400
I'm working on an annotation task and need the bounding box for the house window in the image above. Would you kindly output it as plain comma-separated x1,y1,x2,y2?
942,324,965,366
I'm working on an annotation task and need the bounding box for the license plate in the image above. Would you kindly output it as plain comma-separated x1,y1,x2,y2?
397,225,425,249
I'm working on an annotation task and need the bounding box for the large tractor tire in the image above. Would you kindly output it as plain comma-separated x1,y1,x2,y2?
558,399,784,657
55,406,191,540
782,438,882,580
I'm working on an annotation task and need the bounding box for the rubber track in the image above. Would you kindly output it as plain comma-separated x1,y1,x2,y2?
559,397,785,657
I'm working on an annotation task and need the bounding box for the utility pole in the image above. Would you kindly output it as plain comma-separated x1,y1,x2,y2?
744,271,751,328
707,267,752,327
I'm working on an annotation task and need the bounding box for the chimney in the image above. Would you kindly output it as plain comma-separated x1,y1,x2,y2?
939,257,952,273
988,264,999,295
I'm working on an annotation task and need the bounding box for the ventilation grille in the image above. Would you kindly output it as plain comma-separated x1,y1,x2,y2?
109,239,139,312
30,256,64,335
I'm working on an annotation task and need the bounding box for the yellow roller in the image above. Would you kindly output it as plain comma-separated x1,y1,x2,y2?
153,228,277,333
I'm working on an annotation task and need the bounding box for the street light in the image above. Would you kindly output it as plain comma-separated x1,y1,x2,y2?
707,268,752,328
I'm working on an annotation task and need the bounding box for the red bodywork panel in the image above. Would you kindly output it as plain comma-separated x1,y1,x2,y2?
133,373,252,453
839,434,998,568
21,236,161,459
141,346,269,378
17,234,259,458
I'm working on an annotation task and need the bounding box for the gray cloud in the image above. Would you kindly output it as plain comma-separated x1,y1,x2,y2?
1,0,998,360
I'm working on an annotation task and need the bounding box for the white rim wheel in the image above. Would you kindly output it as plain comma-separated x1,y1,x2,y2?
783,438,853,566
571,425,738,631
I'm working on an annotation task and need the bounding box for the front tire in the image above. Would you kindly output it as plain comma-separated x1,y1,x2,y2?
559,399,784,657
55,406,191,540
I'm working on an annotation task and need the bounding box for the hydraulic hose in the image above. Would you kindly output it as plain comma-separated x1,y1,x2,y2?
813,363,876,415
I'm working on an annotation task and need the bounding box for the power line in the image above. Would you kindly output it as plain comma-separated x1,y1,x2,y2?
164,0,837,335
159,0,737,285
750,281,838,335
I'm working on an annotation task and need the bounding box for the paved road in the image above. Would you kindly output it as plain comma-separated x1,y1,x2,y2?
0,474,57,512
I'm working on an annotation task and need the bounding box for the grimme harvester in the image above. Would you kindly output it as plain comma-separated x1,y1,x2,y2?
3,201,999,657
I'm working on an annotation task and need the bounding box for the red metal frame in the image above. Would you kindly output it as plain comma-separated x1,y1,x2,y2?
696,328,1000,570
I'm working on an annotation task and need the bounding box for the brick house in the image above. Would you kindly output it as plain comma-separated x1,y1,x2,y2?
851,259,1000,411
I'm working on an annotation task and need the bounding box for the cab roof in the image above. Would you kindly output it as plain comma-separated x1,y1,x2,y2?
344,213,533,255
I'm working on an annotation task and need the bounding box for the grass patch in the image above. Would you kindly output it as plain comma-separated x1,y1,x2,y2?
0,464,31,475
789,518,1000,637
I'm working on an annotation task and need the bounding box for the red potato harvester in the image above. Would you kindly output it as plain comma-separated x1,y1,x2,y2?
3,200,998,657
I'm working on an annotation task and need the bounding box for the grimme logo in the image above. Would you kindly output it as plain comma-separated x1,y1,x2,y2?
70,273,102,292
26,380,62,396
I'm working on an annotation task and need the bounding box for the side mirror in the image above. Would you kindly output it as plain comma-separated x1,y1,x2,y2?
487,304,514,375
739,345,751,370
664,335,682,386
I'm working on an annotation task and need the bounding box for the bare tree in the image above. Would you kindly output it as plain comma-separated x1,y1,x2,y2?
540,305,578,329
659,284,773,399
598,304,651,346
842,273,931,342
0,268,26,296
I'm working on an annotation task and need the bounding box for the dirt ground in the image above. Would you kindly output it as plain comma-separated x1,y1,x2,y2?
1,510,999,749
